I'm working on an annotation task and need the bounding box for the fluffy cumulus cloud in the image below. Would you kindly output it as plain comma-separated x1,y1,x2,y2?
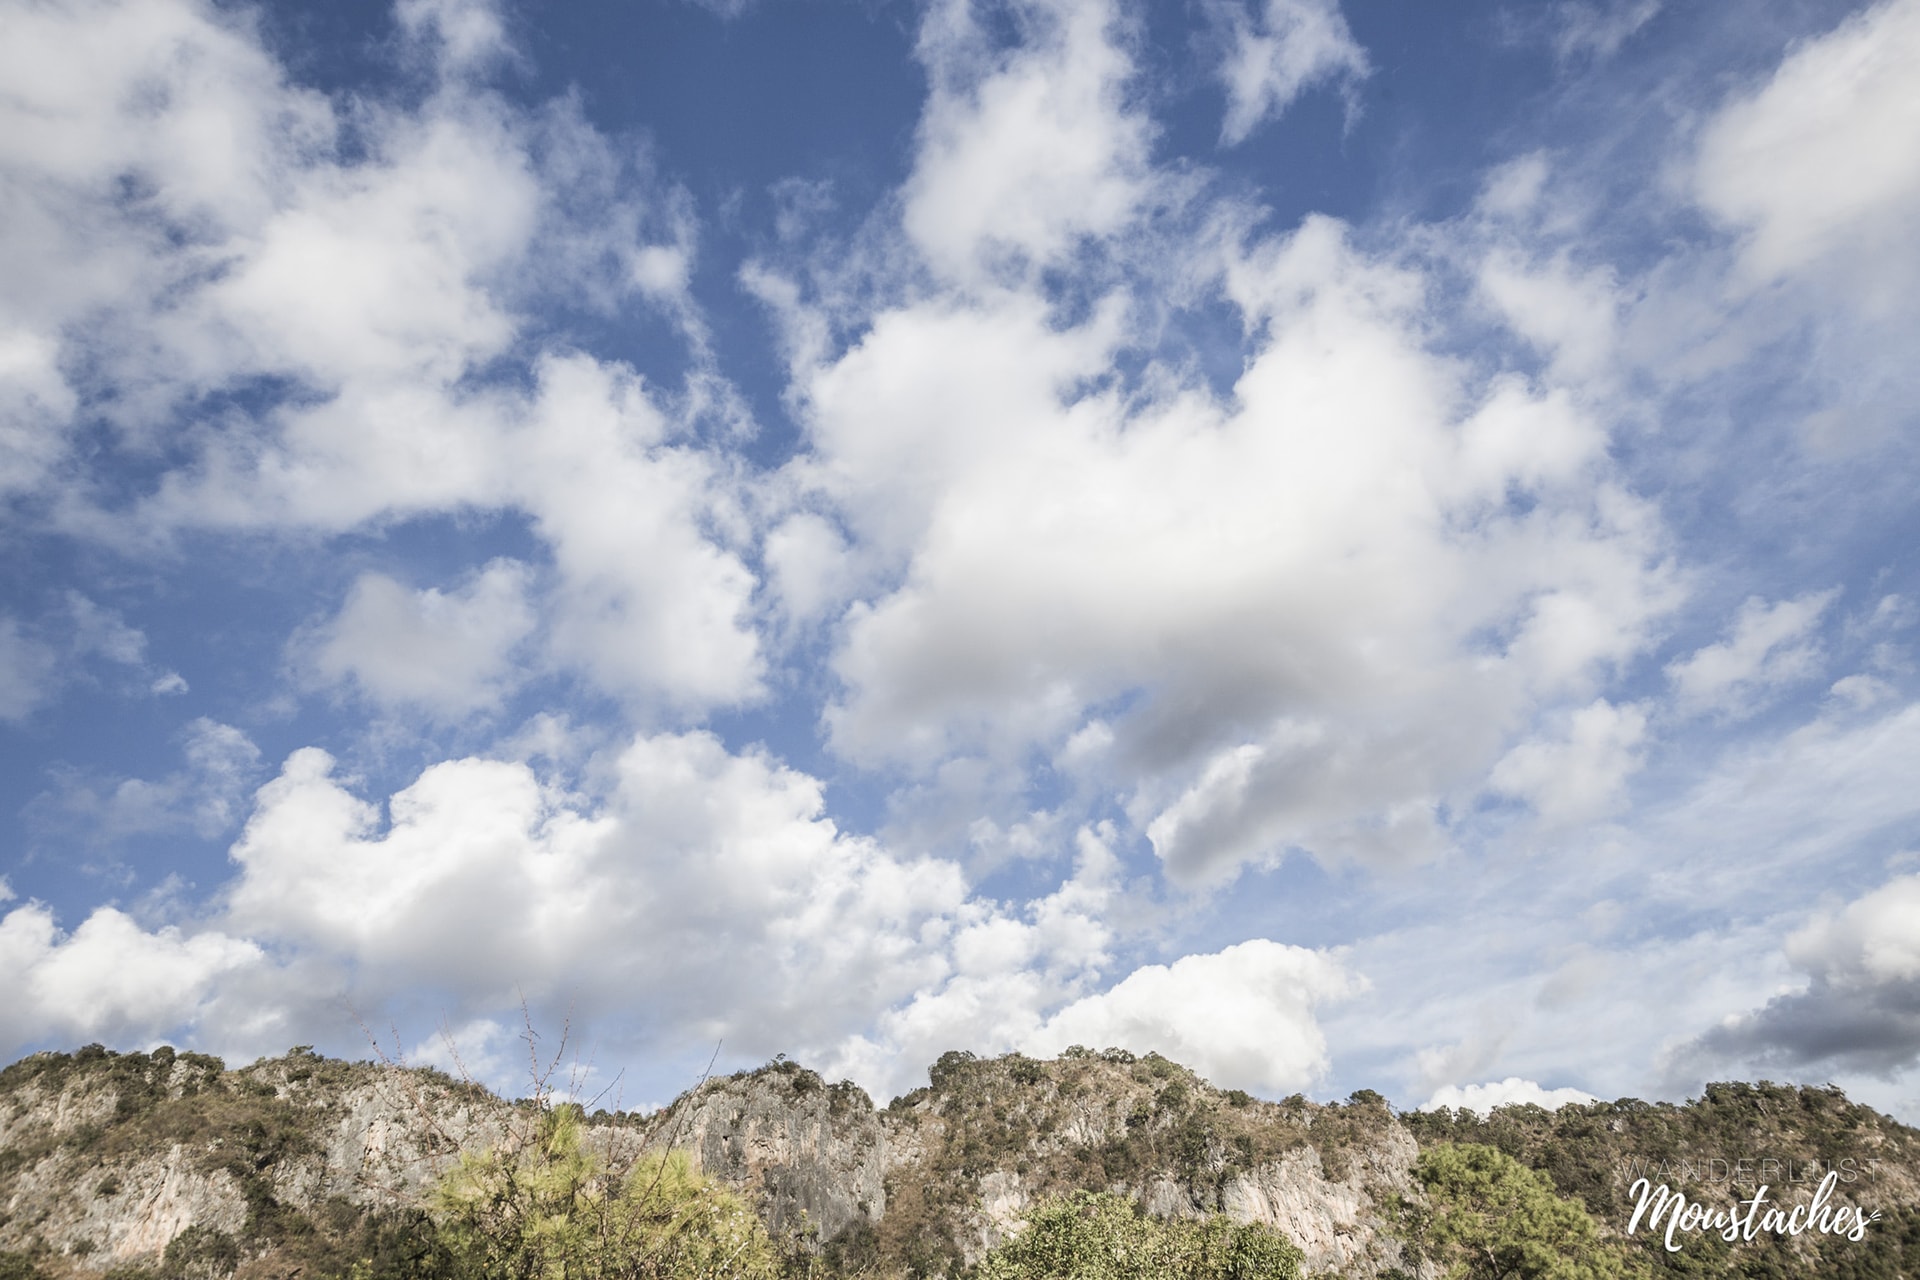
0,0,758,715
820,827,1362,1099
0,0,329,474
1422,1077,1598,1115
803,212,1674,883
300,560,536,716
1475,251,1622,386
904,0,1153,282
0,735,959,1070
1489,699,1647,826
1028,941,1363,1095
0,904,263,1048
0,742,1357,1102
217,735,968,1048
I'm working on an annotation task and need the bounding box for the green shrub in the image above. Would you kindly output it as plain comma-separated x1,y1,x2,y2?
430,1102,780,1279
162,1225,241,1279
971,1191,1302,1280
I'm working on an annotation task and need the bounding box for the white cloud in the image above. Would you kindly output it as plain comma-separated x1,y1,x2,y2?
826,823,1123,1095
1549,0,1660,61
519,356,762,710
1789,872,1920,990
1477,252,1621,384
1489,698,1648,826
397,0,514,75
302,559,535,716
1667,590,1837,717
762,512,857,627
1828,674,1895,711
0,327,76,496
0,904,262,1056
159,774,1303,1103
189,105,531,394
68,593,148,666
1141,724,1454,880
1422,1077,1597,1115
1213,0,1368,146
1674,869,1920,1080
1695,0,1920,302
0,618,57,723
904,0,1153,282
1477,154,1551,220
27,719,263,845
0,0,759,716
50,742,1328,1102
1027,940,1364,1096
804,215,1675,882
815,835,1360,1102
216,734,969,1073
0,0,334,450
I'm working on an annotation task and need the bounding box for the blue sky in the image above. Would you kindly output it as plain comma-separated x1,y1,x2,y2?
4,0,1920,1120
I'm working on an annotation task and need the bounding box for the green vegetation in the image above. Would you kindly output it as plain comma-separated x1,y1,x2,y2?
430,1101,781,1280
970,1191,1302,1280
1412,1143,1647,1280
1403,1083,1920,1278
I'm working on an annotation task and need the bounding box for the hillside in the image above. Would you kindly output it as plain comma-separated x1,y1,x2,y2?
0,1044,1915,1279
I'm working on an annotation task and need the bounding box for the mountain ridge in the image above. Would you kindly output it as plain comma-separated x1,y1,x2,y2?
1,1043,1915,1278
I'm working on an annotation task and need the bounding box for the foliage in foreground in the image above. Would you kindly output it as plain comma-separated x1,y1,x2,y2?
969,1190,1303,1280
1413,1143,1648,1280
428,1102,781,1280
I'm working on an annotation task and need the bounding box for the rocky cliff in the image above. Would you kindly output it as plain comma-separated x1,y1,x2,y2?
3,1043,1917,1279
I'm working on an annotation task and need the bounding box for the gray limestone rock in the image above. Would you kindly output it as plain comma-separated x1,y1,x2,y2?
643,1065,888,1245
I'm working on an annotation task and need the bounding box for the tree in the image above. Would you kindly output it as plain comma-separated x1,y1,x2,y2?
971,1190,1302,1280
1413,1143,1648,1280
428,1101,780,1280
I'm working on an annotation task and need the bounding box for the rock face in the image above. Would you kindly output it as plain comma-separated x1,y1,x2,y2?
865,1050,1429,1278
644,1062,887,1245
7,1142,249,1269
1221,1140,1408,1277
2,1044,1439,1277
0,1046,518,1273
8,1044,1918,1280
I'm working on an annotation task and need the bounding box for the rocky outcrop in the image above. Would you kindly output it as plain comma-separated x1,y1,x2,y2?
877,1051,1428,1277
645,1063,887,1245
1221,1136,1422,1278
287,1069,515,1206
3,1141,248,1270
8,1044,1914,1280
0,1047,528,1273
